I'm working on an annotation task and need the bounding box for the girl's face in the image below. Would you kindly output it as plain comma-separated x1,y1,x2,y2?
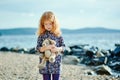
44,20,53,31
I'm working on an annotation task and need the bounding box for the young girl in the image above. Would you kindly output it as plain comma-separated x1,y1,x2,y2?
36,11,65,80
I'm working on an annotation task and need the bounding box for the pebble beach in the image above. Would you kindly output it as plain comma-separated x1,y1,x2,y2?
0,51,119,80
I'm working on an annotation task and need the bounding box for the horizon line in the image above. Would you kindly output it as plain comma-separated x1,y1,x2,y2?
0,27,120,30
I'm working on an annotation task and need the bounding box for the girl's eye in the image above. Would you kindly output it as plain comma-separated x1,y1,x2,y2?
44,23,52,26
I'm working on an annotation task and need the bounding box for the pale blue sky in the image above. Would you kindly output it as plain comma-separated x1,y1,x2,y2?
0,0,120,29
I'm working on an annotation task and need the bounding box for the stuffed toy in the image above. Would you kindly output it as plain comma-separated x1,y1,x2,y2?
38,38,58,69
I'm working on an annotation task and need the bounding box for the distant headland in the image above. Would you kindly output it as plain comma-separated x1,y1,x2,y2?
0,27,120,35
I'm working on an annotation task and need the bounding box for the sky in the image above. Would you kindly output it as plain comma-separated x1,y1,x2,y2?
0,0,120,29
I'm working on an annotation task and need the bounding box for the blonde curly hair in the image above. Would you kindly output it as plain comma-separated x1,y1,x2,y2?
37,11,61,37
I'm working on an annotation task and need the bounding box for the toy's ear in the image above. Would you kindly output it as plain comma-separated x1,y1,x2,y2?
50,40,56,44
53,40,56,44
42,43,45,46
42,39,47,46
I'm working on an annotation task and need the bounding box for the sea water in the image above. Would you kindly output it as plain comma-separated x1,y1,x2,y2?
0,33,120,50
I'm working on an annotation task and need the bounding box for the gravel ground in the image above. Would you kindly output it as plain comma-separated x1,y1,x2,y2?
0,52,119,80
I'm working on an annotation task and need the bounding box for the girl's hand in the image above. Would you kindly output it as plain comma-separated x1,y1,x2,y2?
50,46,58,53
46,45,55,50
40,45,56,52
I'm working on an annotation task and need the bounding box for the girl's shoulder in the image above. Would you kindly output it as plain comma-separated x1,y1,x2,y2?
57,35,64,40
38,34,44,39
58,35,63,38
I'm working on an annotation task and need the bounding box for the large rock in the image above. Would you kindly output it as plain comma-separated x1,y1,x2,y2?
101,49,111,56
109,62,120,72
96,50,105,57
69,45,83,49
113,46,120,57
85,50,94,58
63,46,71,55
84,70,97,76
90,46,99,53
0,47,9,51
69,48,85,56
29,47,37,54
10,47,28,53
87,57,108,66
62,55,80,65
115,43,120,47
94,65,113,75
